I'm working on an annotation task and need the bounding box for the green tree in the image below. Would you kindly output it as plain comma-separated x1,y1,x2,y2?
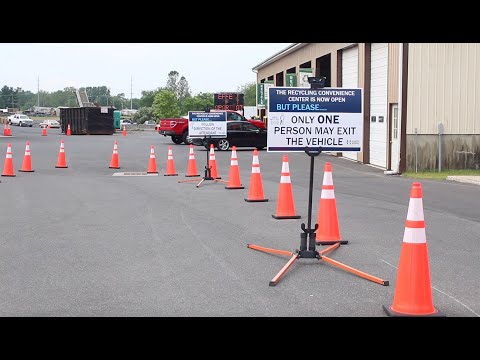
19,90,36,110
166,71,191,101
82,86,110,105
177,77,191,100
140,88,163,108
48,90,77,107
133,107,155,124
181,92,214,115
0,85,14,108
131,98,140,110
166,71,179,96
237,82,256,106
63,86,77,93
152,90,180,118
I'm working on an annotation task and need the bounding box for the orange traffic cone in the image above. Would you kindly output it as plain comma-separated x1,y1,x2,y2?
2,143,15,177
6,124,11,136
147,145,158,174
19,141,34,172
316,162,342,245
41,126,47,136
109,141,120,169
185,144,200,177
245,149,268,202
225,146,244,190
3,124,7,136
383,182,444,317
55,139,68,168
122,125,127,136
164,146,178,176
66,124,72,136
208,144,221,179
272,155,300,219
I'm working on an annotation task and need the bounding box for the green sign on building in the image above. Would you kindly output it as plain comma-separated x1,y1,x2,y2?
286,74,297,87
263,81,274,106
257,83,265,108
257,80,274,109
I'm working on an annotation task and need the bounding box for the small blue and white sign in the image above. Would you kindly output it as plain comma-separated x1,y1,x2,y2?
267,87,363,152
188,111,227,137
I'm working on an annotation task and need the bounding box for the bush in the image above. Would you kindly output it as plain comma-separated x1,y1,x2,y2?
133,107,156,124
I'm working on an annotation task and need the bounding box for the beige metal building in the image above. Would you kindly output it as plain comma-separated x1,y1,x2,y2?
252,43,480,173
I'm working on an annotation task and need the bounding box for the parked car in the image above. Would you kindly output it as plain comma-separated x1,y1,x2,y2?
39,120,60,128
158,110,265,146
143,120,156,125
190,121,267,151
120,120,137,126
8,114,34,127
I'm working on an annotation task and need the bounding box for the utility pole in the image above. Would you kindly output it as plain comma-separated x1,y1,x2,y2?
130,75,133,110
37,76,40,107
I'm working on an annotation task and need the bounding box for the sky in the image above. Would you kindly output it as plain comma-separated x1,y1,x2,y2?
0,43,291,97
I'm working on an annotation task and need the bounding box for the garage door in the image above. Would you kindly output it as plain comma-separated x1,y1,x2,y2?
341,46,359,161
369,43,388,168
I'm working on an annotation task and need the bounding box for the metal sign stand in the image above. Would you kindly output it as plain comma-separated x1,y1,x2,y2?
178,136,227,188
247,146,389,287
196,138,227,188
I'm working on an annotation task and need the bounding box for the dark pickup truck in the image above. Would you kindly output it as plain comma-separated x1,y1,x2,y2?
157,110,265,145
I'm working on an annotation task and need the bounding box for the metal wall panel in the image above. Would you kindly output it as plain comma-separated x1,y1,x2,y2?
407,43,480,135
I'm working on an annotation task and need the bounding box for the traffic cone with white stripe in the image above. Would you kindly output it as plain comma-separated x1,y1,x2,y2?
55,139,68,168
66,124,72,136
164,146,178,176
3,124,7,136
272,155,300,219
41,126,47,136
19,141,34,172
208,144,220,179
185,144,199,177
6,124,11,136
316,162,342,245
245,149,268,202
2,143,15,177
225,146,244,190
122,125,127,136
147,145,158,174
109,140,120,169
383,182,444,316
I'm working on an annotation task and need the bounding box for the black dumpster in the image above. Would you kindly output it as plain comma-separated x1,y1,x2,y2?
60,107,115,135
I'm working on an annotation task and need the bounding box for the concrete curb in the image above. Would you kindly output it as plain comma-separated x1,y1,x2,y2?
446,176,480,185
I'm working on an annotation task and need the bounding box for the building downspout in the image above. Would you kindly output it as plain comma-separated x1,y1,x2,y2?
384,43,403,175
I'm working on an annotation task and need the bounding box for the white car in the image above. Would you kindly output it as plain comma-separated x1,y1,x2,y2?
39,120,61,128
8,114,34,127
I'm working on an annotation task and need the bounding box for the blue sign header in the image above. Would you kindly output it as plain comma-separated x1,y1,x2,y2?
268,87,362,113
189,111,227,122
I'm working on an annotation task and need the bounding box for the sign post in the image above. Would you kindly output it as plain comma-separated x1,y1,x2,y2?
247,80,388,287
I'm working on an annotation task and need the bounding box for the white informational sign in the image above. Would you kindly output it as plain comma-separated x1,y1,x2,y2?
267,87,363,152
263,81,274,105
101,107,108,113
188,111,227,138
298,68,313,88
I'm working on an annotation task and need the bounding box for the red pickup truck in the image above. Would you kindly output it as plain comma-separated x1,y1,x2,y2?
157,110,265,145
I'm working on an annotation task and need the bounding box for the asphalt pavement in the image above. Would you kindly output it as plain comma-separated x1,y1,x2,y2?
1,126,479,317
